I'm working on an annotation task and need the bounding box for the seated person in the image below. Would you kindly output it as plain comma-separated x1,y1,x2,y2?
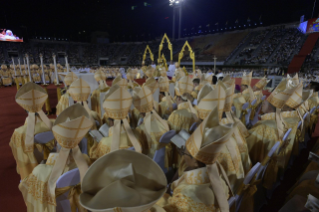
10,82,54,180
168,76,198,133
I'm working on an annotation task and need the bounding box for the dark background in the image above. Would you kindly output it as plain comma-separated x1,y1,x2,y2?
0,0,317,42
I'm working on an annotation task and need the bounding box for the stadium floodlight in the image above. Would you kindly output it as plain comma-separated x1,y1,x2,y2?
170,0,184,39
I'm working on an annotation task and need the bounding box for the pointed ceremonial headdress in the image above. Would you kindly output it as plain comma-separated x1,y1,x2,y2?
255,76,271,90
48,104,93,201
103,84,142,153
15,82,52,151
241,71,252,86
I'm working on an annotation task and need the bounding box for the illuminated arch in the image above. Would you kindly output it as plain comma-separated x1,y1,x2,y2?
178,41,195,72
158,33,173,63
142,45,154,63
161,54,168,70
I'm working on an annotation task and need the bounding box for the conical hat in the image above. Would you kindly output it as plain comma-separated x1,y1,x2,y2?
158,76,169,92
64,72,79,86
132,86,153,113
241,71,252,86
112,76,128,88
69,79,91,102
186,106,237,165
52,104,93,149
175,76,193,96
80,150,167,212
103,84,132,120
15,82,48,112
197,83,214,104
196,82,226,120
267,79,297,109
94,70,104,82
1,64,7,69
255,76,270,90
144,77,158,94
285,82,304,109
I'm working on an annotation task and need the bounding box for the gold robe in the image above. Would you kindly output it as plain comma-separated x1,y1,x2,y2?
246,111,299,188
233,93,246,118
18,153,84,212
254,90,263,105
91,87,109,116
9,118,55,180
221,118,252,174
90,125,145,160
158,96,174,119
161,167,229,212
56,92,70,116
167,102,197,133
135,114,171,167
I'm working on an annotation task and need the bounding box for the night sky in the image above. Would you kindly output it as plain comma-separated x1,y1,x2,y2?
0,0,317,42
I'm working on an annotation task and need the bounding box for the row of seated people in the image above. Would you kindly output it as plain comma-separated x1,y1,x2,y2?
0,63,69,86
9,65,319,211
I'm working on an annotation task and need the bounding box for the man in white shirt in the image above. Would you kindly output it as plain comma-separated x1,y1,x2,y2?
167,61,176,78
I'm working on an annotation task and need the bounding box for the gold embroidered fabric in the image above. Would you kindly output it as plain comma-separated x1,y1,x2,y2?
233,93,246,118
162,167,229,212
168,103,197,133
19,153,80,212
56,92,70,116
10,119,55,180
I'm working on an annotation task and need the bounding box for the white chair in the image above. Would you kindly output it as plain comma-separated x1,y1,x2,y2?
34,131,55,163
241,102,251,126
56,168,80,212
189,122,198,133
153,130,176,173
251,98,265,126
232,106,236,112
193,99,198,106
78,137,88,155
235,162,262,212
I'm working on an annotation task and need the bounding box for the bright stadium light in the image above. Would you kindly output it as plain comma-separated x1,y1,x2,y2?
170,0,184,39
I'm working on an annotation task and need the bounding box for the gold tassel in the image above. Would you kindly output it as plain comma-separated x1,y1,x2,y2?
43,86,52,115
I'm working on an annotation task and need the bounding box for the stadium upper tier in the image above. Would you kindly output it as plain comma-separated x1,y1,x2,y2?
0,23,311,67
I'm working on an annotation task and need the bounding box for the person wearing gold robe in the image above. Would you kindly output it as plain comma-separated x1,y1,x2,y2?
172,66,185,83
43,65,51,82
1,64,13,86
91,84,144,160
19,104,92,212
55,72,79,116
133,85,170,161
91,70,109,117
246,78,302,188
68,78,101,130
158,76,174,119
30,64,41,83
102,76,128,126
168,76,198,133
241,71,256,103
10,83,54,180
80,150,167,212
162,107,242,212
